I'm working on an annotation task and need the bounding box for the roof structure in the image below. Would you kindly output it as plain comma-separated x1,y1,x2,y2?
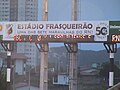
80,69,98,76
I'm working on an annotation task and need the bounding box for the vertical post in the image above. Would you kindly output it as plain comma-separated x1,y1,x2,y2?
6,43,12,90
72,0,78,21
70,0,78,90
38,0,49,90
40,50,48,90
43,0,48,21
109,45,114,87
12,62,15,90
78,0,81,20
64,43,78,90
28,64,31,90
104,43,117,88
7,48,11,90
1,42,13,90
36,43,49,90
69,52,77,90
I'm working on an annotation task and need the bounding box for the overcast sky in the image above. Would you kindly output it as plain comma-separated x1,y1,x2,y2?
38,0,120,51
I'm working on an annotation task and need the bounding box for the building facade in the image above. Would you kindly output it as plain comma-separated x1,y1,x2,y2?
0,0,10,21
0,0,39,68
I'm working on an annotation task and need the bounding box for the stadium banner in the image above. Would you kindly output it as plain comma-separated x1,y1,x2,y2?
0,21,109,42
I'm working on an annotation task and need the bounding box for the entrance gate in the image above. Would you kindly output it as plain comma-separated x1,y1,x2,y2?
0,0,120,90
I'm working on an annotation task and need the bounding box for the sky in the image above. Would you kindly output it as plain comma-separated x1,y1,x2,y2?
38,0,120,51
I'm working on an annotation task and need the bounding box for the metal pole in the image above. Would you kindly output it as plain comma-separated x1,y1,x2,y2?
36,43,49,90
70,0,78,90
109,45,114,87
104,43,117,88
38,0,49,90
28,64,31,90
72,0,78,21
7,43,12,90
40,51,48,90
1,42,14,90
12,64,15,90
43,0,48,21
69,52,77,90
64,43,78,90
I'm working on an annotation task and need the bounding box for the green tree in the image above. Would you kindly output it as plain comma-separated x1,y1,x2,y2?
99,62,120,84
0,65,7,90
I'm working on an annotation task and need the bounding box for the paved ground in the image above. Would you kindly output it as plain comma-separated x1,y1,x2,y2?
16,86,39,90
16,85,68,90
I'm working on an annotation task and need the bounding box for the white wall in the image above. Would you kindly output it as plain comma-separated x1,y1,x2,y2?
53,74,69,85
15,60,24,75
0,0,10,21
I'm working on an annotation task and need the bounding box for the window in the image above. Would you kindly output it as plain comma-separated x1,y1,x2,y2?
5,7,8,9
5,3,8,5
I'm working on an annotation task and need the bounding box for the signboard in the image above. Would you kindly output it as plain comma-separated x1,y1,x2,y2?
0,21,109,42
109,21,120,43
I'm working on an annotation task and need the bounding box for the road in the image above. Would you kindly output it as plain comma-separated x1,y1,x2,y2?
16,85,68,90
16,86,39,90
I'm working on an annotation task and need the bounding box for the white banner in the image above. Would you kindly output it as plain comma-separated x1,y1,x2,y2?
94,21,109,41
1,21,109,41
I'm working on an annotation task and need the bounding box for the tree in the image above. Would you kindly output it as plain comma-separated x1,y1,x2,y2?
99,62,120,84
0,65,7,90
